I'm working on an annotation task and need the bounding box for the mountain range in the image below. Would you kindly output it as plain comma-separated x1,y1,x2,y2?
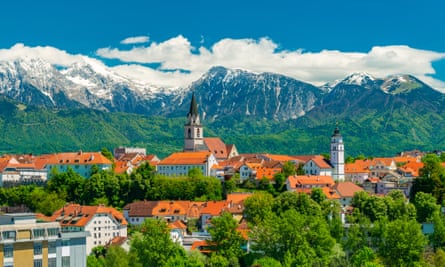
0,57,444,157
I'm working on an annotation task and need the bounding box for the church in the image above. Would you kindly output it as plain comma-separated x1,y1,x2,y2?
156,93,238,176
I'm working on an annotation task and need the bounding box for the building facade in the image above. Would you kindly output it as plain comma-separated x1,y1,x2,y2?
46,204,127,255
0,213,87,267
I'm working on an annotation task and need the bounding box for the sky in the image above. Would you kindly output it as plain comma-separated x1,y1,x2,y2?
1,0,445,90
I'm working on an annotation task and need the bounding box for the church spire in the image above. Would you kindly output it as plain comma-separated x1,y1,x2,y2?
188,92,199,117
184,92,204,151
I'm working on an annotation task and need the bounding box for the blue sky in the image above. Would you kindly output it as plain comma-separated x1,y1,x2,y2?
1,0,444,90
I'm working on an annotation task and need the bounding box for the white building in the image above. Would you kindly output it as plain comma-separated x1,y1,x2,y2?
156,151,217,177
303,155,333,176
47,204,127,255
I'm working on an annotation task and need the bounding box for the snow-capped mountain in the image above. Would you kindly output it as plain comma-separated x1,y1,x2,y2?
0,57,178,113
186,66,325,120
0,57,442,121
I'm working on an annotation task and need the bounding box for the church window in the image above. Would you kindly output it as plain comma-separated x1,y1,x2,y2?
197,128,200,137
188,129,191,138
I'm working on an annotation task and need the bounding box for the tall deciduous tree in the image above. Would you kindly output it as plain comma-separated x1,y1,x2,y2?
130,219,185,267
378,218,426,266
208,212,245,263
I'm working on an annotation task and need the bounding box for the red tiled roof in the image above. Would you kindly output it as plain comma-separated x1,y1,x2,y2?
226,193,253,204
37,152,112,166
200,201,228,216
335,182,364,198
345,160,370,174
310,155,333,169
49,204,127,227
158,151,212,165
204,137,228,159
168,220,187,230
287,175,335,189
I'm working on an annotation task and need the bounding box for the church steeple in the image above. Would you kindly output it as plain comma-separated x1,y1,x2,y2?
188,93,199,117
330,125,345,181
184,92,204,151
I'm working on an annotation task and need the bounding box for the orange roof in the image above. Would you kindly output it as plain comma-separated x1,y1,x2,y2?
345,160,370,174
398,161,424,177
310,155,332,169
200,201,228,216
255,167,281,180
168,220,187,230
191,240,215,254
226,193,253,204
49,204,127,227
114,161,129,174
322,187,341,199
287,175,335,189
110,236,127,246
37,152,112,166
335,182,364,198
158,151,212,165
261,154,300,163
370,157,395,167
204,137,228,159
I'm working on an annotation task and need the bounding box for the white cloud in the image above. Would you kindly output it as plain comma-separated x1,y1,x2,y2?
120,36,150,45
96,36,445,91
1,38,445,92
0,43,84,65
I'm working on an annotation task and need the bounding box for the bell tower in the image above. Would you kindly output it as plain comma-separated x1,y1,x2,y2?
330,126,345,181
184,92,204,151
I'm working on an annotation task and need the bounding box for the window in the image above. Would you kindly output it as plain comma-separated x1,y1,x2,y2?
33,228,45,239
48,258,56,267
47,228,59,237
4,244,13,258
34,242,42,255
62,256,70,267
48,241,56,254
34,259,42,267
2,231,16,240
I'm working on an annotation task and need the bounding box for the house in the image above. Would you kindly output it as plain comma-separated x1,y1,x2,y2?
156,151,218,177
39,152,113,178
199,201,228,232
0,213,88,267
45,204,127,255
334,182,364,207
123,200,203,225
286,175,335,194
303,155,333,176
344,159,370,184
0,155,48,186
113,147,147,159
114,152,160,175
368,157,397,177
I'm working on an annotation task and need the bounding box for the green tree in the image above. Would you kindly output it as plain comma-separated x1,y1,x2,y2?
104,245,131,267
223,178,237,196
413,191,440,223
243,192,274,224
251,256,282,267
411,154,445,203
273,191,321,217
208,212,245,263
273,173,286,193
282,161,296,177
188,167,204,179
378,218,427,267
310,187,326,204
101,147,114,162
130,219,186,267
